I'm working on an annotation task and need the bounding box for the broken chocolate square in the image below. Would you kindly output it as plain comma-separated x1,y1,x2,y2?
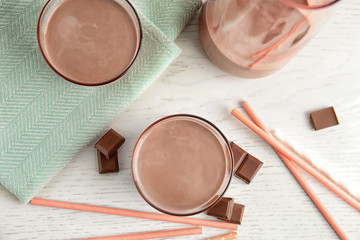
97,150,119,174
230,142,248,171
234,154,263,184
310,106,339,131
219,203,245,225
207,197,234,220
95,129,125,158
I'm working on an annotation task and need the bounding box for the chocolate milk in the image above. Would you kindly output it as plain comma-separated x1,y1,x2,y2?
132,116,232,215
44,0,140,85
199,0,311,78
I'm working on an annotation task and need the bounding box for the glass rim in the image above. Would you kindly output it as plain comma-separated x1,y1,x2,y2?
131,114,234,216
282,0,341,10
37,0,143,87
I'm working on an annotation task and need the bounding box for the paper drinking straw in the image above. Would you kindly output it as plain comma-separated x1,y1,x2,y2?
231,108,360,212
241,102,348,240
239,104,356,202
207,232,238,240
272,133,360,202
81,227,202,240
250,17,308,68
30,198,237,230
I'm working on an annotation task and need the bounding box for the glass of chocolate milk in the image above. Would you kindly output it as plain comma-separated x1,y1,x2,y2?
199,0,339,78
132,115,233,216
37,0,141,86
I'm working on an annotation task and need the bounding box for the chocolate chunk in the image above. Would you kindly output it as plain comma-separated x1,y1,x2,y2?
219,203,245,225
310,106,339,131
95,129,125,158
230,142,248,170
234,154,263,184
97,150,119,174
207,197,234,220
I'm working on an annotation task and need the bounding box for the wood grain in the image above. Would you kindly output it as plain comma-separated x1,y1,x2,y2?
1,1,359,239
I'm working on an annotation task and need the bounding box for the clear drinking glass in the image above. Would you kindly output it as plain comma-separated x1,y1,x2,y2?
38,0,142,86
132,114,233,216
199,0,340,78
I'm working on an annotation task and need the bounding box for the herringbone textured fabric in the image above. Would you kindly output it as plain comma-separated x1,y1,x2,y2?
132,0,202,41
0,0,201,202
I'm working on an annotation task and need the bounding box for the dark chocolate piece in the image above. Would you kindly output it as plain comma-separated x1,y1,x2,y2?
230,142,248,171
207,197,234,220
97,150,119,174
219,203,245,225
95,129,125,158
310,106,339,131
234,154,263,184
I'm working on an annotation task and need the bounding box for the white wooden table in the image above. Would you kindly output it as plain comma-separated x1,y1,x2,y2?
1,1,359,239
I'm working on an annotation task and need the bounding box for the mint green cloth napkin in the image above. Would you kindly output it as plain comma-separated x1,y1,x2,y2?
0,0,201,202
